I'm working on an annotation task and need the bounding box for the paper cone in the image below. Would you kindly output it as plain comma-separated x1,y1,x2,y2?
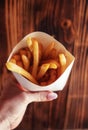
6,31,75,91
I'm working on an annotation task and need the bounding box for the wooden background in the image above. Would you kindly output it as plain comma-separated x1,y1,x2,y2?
0,0,88,129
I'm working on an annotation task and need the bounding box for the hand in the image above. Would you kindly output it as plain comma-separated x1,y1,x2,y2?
0,69,58,129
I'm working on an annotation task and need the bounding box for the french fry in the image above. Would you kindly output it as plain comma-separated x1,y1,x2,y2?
58,53,66,66
49,63,57,69
19,48,27,56
39,42,43,60
44,42,55,57
37,61,58,80
47,48,58,59
47,69,57,84
13,54,21,61
21,54,30,71
26,50,32,60
6,37,67,86
41,59,60,68
58,53,66,74
16,61,23,68
32,39,39,78
57,67,61,77
10,58,16,64
6,62,38,84
26,37,33,52
37,63,50,79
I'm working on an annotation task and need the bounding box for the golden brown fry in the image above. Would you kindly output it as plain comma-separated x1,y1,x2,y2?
26,50,32,60
19,48,27,56
49,48,58,59
41,59,60,68
13,54,21,61
47,69,57,84
39,42,43,60
6,62,38,84
58,53,66,66
58,53,67,74
37,64,50,79
16,61,23,68
49,63,57,69
57,67,61,77
10,58,16,64
6,37,66,86
32,39,39,78
21,54,30,71
26,37,33,52
44,42,55,57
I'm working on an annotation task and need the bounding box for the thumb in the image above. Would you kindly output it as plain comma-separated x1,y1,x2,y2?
24,91,58,103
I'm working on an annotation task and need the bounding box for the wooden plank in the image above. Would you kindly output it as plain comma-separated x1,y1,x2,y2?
64,0,88,128
0,0,88,130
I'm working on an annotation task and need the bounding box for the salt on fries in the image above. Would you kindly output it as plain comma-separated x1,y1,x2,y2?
6,37,67,86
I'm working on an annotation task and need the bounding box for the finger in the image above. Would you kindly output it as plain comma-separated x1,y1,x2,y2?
24,91,58,103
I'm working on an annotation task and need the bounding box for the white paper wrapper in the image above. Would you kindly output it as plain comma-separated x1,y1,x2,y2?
7,31,75,91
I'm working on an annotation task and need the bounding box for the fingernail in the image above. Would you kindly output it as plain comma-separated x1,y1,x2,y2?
47,93,58,100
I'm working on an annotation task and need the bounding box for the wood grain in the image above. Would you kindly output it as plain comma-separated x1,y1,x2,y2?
0,0,88,130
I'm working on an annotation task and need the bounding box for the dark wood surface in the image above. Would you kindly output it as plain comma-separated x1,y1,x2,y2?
0,0,88,129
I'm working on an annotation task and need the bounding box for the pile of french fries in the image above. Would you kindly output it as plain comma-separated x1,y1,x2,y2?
6,37,67,86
